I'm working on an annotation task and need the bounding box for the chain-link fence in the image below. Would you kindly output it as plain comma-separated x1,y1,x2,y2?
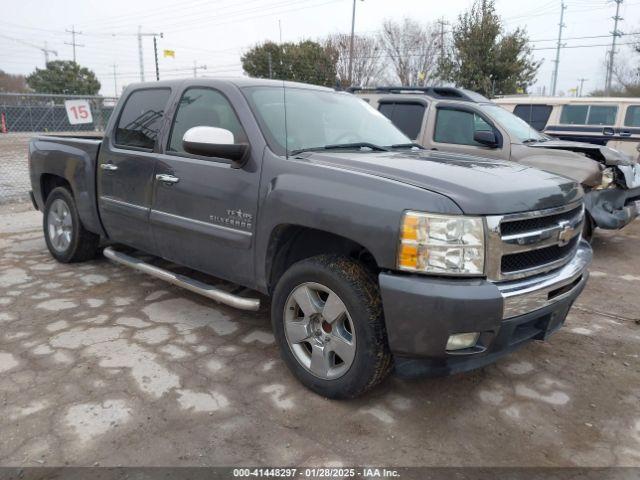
0,93,118,203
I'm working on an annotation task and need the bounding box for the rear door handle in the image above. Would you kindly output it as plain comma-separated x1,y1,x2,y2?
619,130,632,137
100,163,118,171
156,173,180,184
603,127,615,136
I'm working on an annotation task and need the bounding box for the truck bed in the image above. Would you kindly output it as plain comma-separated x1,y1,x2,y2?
29,135,105,237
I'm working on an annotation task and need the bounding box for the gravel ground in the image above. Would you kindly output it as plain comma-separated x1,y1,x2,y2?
0,201,639,467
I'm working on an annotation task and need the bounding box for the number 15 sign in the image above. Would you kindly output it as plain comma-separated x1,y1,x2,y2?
64,99,93,125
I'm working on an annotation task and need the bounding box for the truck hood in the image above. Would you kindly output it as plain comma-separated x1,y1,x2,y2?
525,139,640,189
510,143,602,188
301,150,582,215
528,139,635,165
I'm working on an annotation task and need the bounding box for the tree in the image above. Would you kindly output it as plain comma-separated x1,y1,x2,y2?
241,40,338,87
0,70,30,93
26,61,100,95
437,0,540,97
323,33,384,88
378,18,440,87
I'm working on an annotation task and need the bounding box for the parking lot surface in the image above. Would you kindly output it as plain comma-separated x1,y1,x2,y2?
0,201,639,467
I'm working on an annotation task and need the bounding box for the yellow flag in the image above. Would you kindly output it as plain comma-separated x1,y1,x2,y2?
163,49,175,59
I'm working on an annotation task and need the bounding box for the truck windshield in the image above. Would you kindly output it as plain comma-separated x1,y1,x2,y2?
479,104,549,143
244,87,410,156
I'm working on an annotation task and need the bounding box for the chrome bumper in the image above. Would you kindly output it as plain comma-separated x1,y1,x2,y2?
497,240,592,319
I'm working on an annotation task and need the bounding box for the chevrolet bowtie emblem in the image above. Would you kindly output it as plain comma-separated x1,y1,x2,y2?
557,220,575,247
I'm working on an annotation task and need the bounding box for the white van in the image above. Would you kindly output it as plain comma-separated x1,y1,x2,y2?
494,96,640,159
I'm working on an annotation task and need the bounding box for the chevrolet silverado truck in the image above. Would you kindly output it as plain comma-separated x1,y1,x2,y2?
352,86,640,239
29,78,592,399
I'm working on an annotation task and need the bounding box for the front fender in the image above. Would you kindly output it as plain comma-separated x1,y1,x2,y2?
253,151,462,292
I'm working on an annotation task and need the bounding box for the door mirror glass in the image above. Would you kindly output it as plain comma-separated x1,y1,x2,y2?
473,130,498,147
183,126,249,167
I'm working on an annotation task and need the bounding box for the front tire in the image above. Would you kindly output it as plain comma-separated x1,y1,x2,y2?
271,255,392,399
43,187,100,263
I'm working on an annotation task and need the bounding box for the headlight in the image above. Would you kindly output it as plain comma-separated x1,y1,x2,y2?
596,167,615,190
397,212,485,275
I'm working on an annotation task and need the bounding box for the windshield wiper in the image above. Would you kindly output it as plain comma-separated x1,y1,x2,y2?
522,138,544,144
291,142,389,156
389,142,425,150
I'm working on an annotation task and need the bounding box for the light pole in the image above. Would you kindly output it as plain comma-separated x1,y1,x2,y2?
348,0,363,86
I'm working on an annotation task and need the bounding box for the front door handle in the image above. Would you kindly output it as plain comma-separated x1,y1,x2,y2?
100,163,118,171
603,127,615,136
156,173,180,185
619,130,632,137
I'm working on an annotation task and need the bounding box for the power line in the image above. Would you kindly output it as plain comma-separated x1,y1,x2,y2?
0,33,57,66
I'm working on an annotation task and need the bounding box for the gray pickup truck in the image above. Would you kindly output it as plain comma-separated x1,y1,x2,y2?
29,78,592,399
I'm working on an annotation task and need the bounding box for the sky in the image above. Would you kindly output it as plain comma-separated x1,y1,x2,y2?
1,0,640,97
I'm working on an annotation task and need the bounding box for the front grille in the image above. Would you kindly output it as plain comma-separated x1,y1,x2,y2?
486,202,584,281
501,236,580,273
500,205,583,236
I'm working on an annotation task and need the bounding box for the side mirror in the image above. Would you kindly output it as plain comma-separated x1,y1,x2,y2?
182,126,250,168
473,130,498,148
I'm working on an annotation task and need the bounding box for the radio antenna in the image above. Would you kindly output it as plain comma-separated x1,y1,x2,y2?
279,19,289,160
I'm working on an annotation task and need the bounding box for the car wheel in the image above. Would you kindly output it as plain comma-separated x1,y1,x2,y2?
271,254,392,399
43,186,100,263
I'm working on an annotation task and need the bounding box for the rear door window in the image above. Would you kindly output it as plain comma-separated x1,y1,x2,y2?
513,104,552,131
114,88,171,150
624,105,640,126
377,102,426,140
559,104,617,126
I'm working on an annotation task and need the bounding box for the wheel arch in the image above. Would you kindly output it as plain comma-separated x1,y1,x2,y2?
40,174,73,202
264,224,380,295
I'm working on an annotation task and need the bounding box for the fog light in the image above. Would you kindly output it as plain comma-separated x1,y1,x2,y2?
446,332,480,351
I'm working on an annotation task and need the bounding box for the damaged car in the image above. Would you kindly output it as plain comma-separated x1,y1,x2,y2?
352,86,640,239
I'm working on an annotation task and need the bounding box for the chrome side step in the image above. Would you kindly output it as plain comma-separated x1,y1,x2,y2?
103,247,260,311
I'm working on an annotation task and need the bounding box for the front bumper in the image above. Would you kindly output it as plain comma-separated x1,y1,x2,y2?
585,186,640,230
378,240,592,377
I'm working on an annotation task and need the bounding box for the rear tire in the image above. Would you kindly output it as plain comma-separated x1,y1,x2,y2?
43,187,100,263
271,254,392,399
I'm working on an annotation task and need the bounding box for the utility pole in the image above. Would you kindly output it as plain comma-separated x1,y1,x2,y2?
436,18,448,86
605,0,623,94
436,18,447,59
153,35,160,81
578,77,588,96
137,26,145,82
268,52,273,79
137,27,163,82
65,25,84,63
112,64,118,96
42,41,57,65
348,0,362,86
550,1,566,96
192,61,207,78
